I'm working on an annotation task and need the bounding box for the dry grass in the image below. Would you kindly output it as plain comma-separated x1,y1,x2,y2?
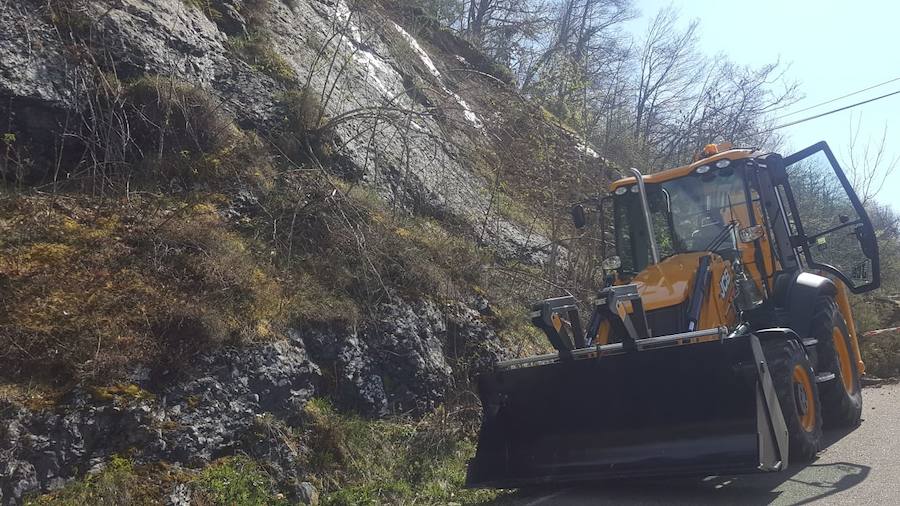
228,35,297,84
0,194,284,384
123,77,275,190
25,456,174,506
860,330,900,378
301,399,501,505
0,177,496,386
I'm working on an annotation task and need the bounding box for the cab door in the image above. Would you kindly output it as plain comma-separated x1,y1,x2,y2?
778,141,880,293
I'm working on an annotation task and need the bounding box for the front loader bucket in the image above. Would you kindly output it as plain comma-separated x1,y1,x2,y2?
466,332,787,488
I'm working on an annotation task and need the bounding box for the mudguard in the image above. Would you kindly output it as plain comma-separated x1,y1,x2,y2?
773,271,836,338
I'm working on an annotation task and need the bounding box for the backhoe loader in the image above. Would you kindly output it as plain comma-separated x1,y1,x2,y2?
467,141,880,487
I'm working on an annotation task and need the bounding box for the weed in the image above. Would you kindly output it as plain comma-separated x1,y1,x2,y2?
25,456,159,506
302,399,502,505
193,456,288,505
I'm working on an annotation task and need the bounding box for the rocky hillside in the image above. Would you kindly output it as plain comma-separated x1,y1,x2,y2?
0,0,612,504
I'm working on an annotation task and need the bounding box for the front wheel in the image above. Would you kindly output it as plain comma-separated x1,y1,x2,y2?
813,297,863,427
763,338,822,462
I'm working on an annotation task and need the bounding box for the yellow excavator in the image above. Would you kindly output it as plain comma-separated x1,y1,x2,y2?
467,141,879,487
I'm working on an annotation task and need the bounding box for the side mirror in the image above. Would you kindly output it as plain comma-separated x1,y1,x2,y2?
571,204,587,229
855,225,877,259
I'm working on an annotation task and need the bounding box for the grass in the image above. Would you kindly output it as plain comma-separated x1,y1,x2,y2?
228,34,297,84
0,177,495,386
124,76,275,190
489,303,553,358
25,456,165,506
0,193,285,384
193,456,288,505
25,455,288,506
182,0,224,21
302,399,503,505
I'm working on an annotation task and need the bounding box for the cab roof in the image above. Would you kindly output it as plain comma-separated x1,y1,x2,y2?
608,148,761,192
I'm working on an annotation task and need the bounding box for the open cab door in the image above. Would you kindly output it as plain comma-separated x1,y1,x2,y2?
778,141,880,293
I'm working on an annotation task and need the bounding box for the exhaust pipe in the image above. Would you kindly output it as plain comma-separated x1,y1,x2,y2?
629,167,659,265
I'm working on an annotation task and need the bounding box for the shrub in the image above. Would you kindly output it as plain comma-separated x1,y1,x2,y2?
124,76,275,190
270,88,328,165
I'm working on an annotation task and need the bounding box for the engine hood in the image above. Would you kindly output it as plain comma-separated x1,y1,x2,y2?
630,252,709,311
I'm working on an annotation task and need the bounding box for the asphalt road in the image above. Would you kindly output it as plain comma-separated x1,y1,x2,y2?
494,382,899,506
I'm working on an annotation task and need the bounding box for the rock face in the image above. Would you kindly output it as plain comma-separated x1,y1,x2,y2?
0,0,594,263
300,299,505,417
0,0,581,502
0,336,321,504
0,299,502,503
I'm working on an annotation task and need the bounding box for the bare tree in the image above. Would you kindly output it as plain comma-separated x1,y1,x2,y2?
843,114,900,206
633,7,700,147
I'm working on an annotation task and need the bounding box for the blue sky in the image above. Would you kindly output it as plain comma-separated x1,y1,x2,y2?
627,0,900,210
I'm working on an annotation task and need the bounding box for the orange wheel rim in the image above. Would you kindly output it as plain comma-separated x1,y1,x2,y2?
793,365,816,432
833,327,855,394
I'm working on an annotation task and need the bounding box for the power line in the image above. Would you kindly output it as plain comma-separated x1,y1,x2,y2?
761,87,900,134
774,75,900,120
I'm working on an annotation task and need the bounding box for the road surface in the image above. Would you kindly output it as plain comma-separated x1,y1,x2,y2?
493,382,899,505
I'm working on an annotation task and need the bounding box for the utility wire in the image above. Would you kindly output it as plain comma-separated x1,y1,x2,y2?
774,75,900,119
760,87,900,134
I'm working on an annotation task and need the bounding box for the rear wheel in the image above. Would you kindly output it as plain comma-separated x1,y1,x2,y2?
762,338,822,462
813,297,863,427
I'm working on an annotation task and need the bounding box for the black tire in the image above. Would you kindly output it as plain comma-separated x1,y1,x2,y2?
812,297,863,428
762,338,822,463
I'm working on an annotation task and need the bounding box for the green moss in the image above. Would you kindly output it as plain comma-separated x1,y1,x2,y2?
91,383,155,403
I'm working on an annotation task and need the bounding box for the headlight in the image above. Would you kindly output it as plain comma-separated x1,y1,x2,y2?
696,165,710,174
615,186,628,195
715,159,731,168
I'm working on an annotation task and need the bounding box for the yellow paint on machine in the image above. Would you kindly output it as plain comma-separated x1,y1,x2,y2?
624,252,737,334
609,149,757,191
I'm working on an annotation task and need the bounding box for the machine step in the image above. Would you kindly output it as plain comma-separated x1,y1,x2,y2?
802,338,818,347
815,372,836,383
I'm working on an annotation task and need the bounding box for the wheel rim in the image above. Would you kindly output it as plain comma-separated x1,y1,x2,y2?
792,365,816,432
833,327,855,395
